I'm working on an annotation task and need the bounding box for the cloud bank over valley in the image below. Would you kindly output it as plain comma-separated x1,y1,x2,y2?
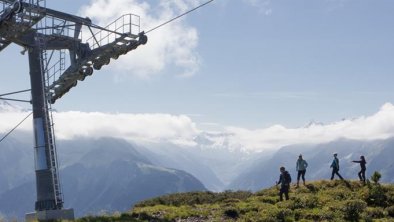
2,102,394,152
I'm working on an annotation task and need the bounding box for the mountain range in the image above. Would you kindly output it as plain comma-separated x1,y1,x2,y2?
229,138,394,191
0,136,206,218
1,101,394,219
1,132,394,219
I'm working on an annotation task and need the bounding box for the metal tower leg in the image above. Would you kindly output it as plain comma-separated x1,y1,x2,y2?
25,46,74,222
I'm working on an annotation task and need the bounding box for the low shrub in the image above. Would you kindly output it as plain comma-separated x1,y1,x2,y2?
385,188,394,206
255,187,278,197
305,183,318,193
223,207,239,219
364,207,385,219
258,195,277,204
324,187,350,201
293,209,303,221
342,199,367,221
275,208,293,221
276,200,295,210
135,191,253,207
371,171,382,184
364,184,388,207
258,208,282,221
292,195,319,209
386,205,394,217
301,208,334,221
223,198,241,204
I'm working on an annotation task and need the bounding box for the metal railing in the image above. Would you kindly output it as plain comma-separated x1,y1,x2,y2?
86,14,140,49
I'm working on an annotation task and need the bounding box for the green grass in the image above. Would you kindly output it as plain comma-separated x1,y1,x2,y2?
78,180,394,222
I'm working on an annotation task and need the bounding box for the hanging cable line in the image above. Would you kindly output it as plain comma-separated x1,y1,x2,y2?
0,89,33,142
145,0,214,34
0,89,31,97
0,89,31,103
0,97,31,103
0,111,33,144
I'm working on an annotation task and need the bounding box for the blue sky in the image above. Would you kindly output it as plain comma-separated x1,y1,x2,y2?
1,0,394,134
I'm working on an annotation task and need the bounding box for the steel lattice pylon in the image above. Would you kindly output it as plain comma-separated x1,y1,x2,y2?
0,0,147,221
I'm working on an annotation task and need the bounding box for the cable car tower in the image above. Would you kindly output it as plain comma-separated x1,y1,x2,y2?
0,0,147,220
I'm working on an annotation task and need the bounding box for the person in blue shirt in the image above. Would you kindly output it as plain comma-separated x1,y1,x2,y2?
330,153,344,180
296,154,308,187
276,166,291,201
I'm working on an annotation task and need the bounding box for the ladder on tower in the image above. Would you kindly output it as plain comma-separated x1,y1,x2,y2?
39,42,64,209
46,106,64,208
36,9,65,208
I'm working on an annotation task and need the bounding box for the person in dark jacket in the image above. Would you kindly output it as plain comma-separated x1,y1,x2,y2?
276,166,291,201
330,153,344,180
352,155,366,182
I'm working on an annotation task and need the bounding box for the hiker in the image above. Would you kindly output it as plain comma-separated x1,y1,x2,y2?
276,166,291,201
330,153,344,180
296,154,308,187
352,155,366,182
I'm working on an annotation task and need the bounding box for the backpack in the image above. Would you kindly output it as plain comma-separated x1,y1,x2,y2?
284,171,292,184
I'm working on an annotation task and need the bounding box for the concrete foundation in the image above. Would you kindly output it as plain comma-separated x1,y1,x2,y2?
26,209,74,222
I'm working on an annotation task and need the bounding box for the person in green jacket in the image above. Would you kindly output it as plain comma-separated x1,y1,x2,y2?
296,154,308,187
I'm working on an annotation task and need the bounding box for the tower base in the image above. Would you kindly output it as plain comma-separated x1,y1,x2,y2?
26,209,74,222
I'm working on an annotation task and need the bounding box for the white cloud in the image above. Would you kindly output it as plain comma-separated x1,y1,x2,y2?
221,103,394,152
79,0,203,78
2,103,394,152
0,110,199,146
243,0,272,15
0,111,32,134
54,112,199,145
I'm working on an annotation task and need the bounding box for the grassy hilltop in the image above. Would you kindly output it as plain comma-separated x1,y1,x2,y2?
78,179,394,222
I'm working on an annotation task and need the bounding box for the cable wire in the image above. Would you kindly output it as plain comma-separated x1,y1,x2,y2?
0,89,30,97
0,98,31,103
145,0,214,34
0,112,33,144
0,89,31,103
